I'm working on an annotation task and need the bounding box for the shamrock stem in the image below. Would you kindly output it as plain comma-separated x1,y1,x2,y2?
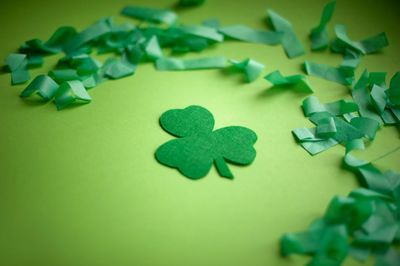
214,157,234,179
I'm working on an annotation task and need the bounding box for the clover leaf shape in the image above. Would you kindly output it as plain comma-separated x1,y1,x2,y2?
155,105,257,180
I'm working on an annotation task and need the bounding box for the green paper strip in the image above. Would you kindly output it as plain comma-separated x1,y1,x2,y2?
178,0,205,7
387,72,400,106
5,53,30,85
20,75,59,101
264,70,313,92
155,56,226,71
144,36,163,60
218,25,282,45
230,58,264,83
292,127,338,155
350,117,380,140
302,96,359,117
370,84,387,115
179,25,223,42
49,69,80,83
27,55,44,68
341,49,361,70
310,1,336,50
315,116,337,138
332,24,389,55
304,61,354,85
267,9,305,58
103,58,135,79
20,26,77,54
121,6,177,25
351,70,383,123
54,80,92,110
64,19,112,54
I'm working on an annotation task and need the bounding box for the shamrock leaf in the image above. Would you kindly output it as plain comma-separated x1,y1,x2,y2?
155,105,257,180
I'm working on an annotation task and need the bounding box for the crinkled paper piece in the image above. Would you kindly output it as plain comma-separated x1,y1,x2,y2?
331,24,389,55
155,105,257,179
267,9,305,58
64,18,112,54
5,53,30,85
54,80,92,110
218,25,282,45
20,26,77,54
352,70,400,125
302,96,358,117
20,75,59,101
155,56,226,71
229,58,264,83
282,149,400,265
305,61,354,85
121,6,177,25
264,70,313,92
310,1,336,50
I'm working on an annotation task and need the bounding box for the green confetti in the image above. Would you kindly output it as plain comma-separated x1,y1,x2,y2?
351,70,383,123
20,75,59,101
20,26,77,54
155,105,257,179
229,58,264,83
386,72,400,106
310,1,336,51
103,58,135,79
292,127,338,155
155,56,226,71
143,36,163,60
179,25,223,42
49,69,81,83
304,61,354,85
5,53,30,85
302,96,358,117
340,49,361,70
264,70,313,93
351,70,400,125
121,6,178,25
64,18,112,54
54,80,92,110
267,9,305,58
218,25,282,45
331,24,389,55
178,0,205,7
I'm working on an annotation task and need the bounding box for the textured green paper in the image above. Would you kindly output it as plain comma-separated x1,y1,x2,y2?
218,25,282,45
64,18,112,54
103,58,135,79
155,56,226,71
331,24,389,55
302,96,359,117
179,25,223,42
304,61,354,85
20,75,59,101
229,58,264,83
5,53,30,85
264,70,313,93
54,80,92,110
20,26,77,54
310,1,336,51
121,6,177,25
155,105,257,179
267,9,305,58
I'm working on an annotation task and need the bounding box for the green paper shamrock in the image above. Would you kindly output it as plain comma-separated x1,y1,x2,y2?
155,105,257,180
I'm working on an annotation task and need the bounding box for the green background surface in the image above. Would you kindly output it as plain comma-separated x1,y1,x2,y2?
0,0,399,265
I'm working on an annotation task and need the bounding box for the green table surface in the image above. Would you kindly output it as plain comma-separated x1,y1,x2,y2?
0,0,399,265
